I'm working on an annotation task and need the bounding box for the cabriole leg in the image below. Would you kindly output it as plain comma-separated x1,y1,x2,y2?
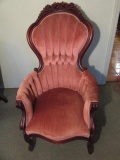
87,102,98,154
87,134,94,154
0,95,8,103
23,132,36,151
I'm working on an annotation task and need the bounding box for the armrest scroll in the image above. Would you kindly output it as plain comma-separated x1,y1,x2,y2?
16,100,26,130
80,70,99,129
16,72,39,128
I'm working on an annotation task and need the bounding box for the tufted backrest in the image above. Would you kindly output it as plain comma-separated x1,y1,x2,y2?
27,4,93,91
31,13,88,66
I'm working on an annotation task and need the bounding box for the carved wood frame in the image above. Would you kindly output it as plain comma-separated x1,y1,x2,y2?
26,2,93,72
16,99,98,153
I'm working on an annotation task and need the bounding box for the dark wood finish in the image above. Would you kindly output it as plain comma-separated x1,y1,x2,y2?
87,136,94,154
16,100,26,130
0,95,8,103
23,132,36,151
16,101,36,151
88,102,99,154
26,2,93,72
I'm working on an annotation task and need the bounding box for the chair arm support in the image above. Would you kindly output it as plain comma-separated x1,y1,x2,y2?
84,85,98,102
83,100,98,129
16,91,34,128
83,87,98,128
16,100,27,130
16,72,39,128
80,70,99,128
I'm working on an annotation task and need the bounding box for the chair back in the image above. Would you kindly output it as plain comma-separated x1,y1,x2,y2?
27,3,93,91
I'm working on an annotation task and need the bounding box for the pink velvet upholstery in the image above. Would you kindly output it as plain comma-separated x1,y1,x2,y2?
16,11,98,141
26,88,89,140
32,13,88,66
16,69,98,129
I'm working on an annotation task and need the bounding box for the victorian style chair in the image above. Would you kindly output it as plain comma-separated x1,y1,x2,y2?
16,2,98,154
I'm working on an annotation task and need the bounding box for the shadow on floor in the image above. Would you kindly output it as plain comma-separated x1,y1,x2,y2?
93,84,112,143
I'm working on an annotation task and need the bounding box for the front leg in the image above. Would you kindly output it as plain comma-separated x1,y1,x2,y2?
16,100,36,151
87,132,94,154
23,132,36,151
87,102,99,154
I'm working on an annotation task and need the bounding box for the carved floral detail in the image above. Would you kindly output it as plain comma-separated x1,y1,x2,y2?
37,2,83,20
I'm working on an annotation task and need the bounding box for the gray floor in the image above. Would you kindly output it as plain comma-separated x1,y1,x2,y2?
0,83,120,160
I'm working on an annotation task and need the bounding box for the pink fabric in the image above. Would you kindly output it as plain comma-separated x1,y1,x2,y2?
32,13,88,65
16,12,98,129
30,12,91,102
38,64,83,92
16,71,41,125
82,70,98,128
26,88,90,140
16,69,98,128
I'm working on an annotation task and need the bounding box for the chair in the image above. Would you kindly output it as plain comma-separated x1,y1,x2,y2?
16,2,98,154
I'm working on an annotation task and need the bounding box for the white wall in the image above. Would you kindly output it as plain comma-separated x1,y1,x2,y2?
0,0,119,88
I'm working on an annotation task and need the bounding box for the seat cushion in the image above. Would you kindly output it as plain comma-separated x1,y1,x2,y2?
26,88,90,141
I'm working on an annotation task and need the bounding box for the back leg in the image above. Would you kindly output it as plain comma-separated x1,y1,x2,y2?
0,95,8,103
87,131,95,154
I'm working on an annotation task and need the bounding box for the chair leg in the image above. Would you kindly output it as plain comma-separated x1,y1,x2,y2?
87,134,94,154
0,95,8,103
23,132,36,151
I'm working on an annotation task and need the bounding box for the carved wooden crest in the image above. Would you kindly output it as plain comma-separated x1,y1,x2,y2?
38,2,83,20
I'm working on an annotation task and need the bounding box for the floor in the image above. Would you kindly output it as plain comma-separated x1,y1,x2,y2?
107,35,120,81
107,14,120,82
0,84,120,160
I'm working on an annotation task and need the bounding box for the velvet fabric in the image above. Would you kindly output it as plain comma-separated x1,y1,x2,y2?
16,69,98,129
26,88,89,140
16,12,98,140
32,13,88,65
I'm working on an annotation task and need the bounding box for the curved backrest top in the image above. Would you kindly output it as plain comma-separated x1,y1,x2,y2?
27,2,93,72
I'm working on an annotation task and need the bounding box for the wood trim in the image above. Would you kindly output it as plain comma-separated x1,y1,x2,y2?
16,100,26,131
16,98,96,153
26,133,89,144
102,0,120,84
0,95,8,103
90,102,99,133
26,2,93,72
